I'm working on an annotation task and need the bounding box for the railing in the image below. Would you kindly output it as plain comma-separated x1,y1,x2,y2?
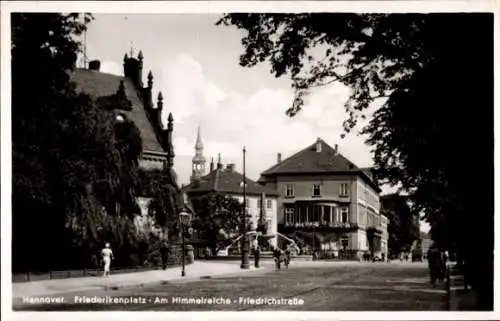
12,262,188,283
283,222,358,228
13,244,192,283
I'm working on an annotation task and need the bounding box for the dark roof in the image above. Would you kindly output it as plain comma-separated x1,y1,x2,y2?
184,167,278,197
70,69,164,154
260,138,380,192
261,139,358,176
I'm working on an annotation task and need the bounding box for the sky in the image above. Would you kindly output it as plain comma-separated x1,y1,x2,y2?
83,13,429,232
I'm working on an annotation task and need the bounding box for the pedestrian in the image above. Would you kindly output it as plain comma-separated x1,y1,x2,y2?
273,247,282,271
160,240,169,270
254,244,261,268
101,242,114,277
284,245,292,268
427,245,442,287
439,250,449,282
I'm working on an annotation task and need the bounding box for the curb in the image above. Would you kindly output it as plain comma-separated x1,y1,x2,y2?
105,266,269,291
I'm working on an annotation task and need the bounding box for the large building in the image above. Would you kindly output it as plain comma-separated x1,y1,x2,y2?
258,138,388,259
183,132,279,248
70,51,180,230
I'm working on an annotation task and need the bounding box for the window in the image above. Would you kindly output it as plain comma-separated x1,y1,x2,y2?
339,183,349,197
285,184,294,197
285,207,295,224
340,237,349,250
312,184,321,197
340,207,349,223
266,199,272,209
257,199,262,209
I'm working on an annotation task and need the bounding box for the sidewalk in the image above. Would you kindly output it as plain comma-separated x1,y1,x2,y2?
12,261,269,299
448,263,477,310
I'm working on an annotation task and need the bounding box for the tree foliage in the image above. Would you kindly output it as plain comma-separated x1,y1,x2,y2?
190,193,250,254
11,13,149,271
137,168,184,240
380,194,419,256
218,13,493,309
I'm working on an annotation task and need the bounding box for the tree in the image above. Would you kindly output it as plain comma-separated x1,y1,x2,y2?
218,13,493,309
11,13,145,271
137,168,184,241
380,194,419,257
190,193,249,255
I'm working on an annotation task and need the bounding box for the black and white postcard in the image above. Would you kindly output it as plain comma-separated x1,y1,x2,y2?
1,1,497,320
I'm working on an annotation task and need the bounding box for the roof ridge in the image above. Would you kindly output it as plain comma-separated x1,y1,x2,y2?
74,68,126,79
261,142,315,175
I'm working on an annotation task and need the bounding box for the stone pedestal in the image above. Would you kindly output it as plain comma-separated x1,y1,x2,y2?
186,245,195,264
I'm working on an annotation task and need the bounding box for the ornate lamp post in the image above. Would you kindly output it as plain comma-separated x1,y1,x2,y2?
179,210,191,277
240,146,250,269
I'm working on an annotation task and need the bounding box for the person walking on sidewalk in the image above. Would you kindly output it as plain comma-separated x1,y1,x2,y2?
160,240,169,270
101,243,114,277
427,245,442,287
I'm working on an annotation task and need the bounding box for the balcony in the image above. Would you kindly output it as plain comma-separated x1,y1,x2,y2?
278,221,359,233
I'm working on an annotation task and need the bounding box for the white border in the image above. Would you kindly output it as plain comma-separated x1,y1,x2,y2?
1,1,499,321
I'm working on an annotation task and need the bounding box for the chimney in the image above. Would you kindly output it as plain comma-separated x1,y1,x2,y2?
334,144,339,155
88,60,101,71
277,153,282,163
123,51,144,89
226,164,235,172
210,157,214,172
316,138,322,153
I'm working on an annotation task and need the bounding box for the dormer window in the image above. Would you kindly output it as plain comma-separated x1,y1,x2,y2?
116,114,126,122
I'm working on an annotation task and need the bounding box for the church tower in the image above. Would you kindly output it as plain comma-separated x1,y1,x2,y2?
191,126,206,182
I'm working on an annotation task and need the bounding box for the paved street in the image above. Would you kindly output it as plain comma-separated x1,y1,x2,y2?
13,261,447,311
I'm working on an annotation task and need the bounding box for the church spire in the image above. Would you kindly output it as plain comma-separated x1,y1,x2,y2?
195,126,203,150
191,126,206,182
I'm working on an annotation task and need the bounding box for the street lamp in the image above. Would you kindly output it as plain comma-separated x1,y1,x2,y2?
241,146,250,269
179,210,191,277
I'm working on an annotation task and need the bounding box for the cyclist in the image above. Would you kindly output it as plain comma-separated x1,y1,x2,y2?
273,247,283,271
284,245,292,268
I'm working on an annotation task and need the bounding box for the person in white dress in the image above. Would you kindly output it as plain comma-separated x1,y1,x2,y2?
101,243,114,277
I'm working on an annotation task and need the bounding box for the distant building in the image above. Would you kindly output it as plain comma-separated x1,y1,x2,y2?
191,126,206,182
258,138,388,259
183,138,279,248
70,51,179,234
420,231,432,255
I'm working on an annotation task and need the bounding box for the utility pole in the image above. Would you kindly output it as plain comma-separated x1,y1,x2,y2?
240,146,250,269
